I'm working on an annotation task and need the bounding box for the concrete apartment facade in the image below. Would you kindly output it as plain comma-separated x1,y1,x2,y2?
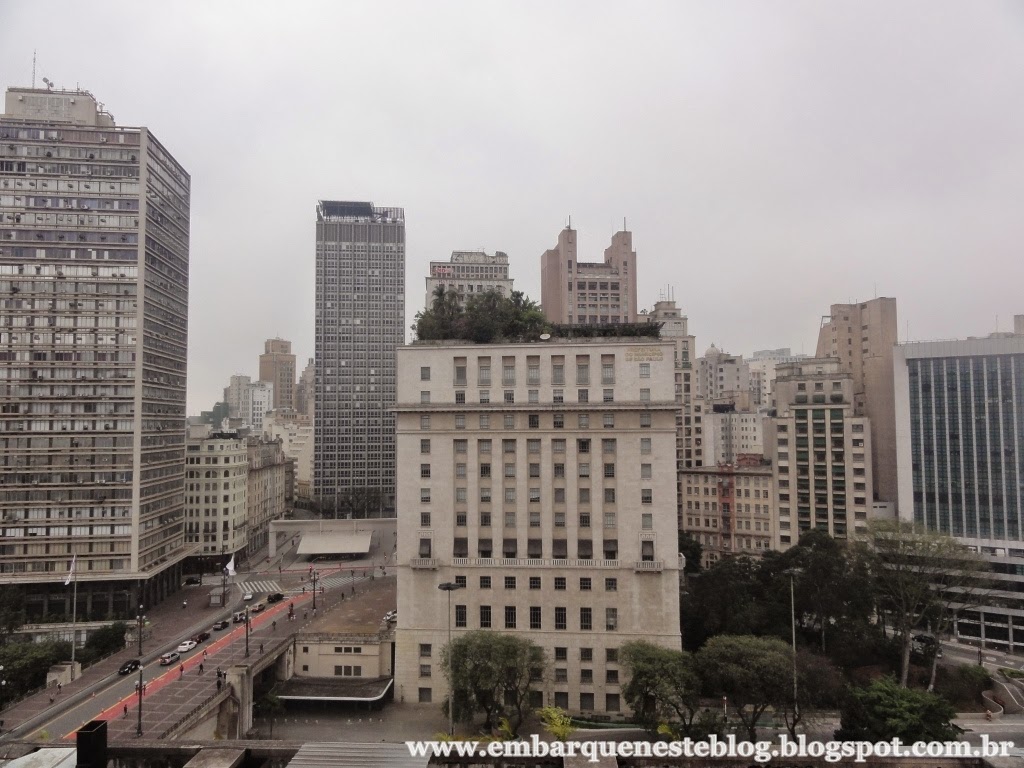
394,338,681,718
766,358,873,548
682,457,775,568
540,226,638,325
295,357,314,420
314,201,404,511
0,86,191,617
263,409,313,500
248,380,273,434
816,298,898,508
245,436,289,561
259,338,296,411
748,348,809,407
700,404,765,466
894,323,1024,649
424,250,513,312
695,345,752,402
184,433,248,563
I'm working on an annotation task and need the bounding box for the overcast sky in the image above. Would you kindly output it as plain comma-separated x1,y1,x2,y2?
2,1,1022,415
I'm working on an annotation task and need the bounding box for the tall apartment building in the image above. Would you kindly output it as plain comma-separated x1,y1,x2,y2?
263,410,313,499
682,456,775,568
295,357,315,420
816,298,898,506
540,226,638,325
765,358,873,548
701,403,765,466
184,432,248,563
748,348,808,406
259,338,296,411
643,299,696,515
394,337,681,718
425,250,513,311
246,436,289,560
224,374,251,420
314,201,404,510
695,345,751,402
894,322,1024,649
0,86,190,616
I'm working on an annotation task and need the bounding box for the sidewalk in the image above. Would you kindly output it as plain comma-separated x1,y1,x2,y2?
0,580,241,739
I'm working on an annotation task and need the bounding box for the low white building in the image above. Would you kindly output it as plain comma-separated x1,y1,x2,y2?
424,249,514,311
264,410,314,499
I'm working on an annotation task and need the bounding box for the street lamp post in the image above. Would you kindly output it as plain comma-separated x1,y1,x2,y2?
136,664,144,737
788,570,801,724
312,569,319,611
136,605,144,657
438,582,464,737
244,606,251,658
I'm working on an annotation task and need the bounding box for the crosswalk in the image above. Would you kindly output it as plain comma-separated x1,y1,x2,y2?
237,579,283,595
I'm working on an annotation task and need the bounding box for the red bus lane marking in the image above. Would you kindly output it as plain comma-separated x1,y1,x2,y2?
60,592,315,739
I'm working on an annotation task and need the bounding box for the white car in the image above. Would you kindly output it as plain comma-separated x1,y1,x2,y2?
176,640,198,653
243,592,254,601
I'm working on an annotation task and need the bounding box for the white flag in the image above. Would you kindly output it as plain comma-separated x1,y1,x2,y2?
64,554,76,587
225,555,236,577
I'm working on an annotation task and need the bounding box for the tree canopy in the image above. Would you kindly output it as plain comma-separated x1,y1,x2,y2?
414,288,550,343
836,677,960,742
441,630,546,735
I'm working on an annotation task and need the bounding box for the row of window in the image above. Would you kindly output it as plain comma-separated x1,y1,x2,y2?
420,358,648,387
419,487,654,505
420,511,651,530
419,413,654,430
419,389,654,405
449,604,619,631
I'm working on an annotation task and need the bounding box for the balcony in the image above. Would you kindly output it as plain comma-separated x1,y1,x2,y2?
634,560,663,572
410,558,438,569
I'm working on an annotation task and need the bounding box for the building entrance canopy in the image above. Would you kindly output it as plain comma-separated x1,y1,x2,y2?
296,532,372,556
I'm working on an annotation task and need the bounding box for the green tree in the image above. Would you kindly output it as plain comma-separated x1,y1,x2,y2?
697,635,792,741
441,630,546,735
677,532,703,574
538,706,575,740
0,640,72,699
836,677,959,741
865,520,990,687
0,588,25,645
80,622,128,663
782,650,847,738
621,641,703,735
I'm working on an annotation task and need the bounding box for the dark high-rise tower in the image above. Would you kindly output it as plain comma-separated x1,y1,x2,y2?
314,201,404,512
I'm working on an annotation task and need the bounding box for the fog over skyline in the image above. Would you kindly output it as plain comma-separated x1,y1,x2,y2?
2,1,1022,415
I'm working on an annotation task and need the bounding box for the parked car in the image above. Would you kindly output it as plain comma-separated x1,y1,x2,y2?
251,601,266,613
183,576,201,586
118,659,141,675
159,651,180,666
267,592,285,603
212,620,230,631
242,592,254,601
176,640,198,653
191,630,211,644
232,611,247,623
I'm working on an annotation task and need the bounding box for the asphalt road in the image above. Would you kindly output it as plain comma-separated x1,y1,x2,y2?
27,570,363,742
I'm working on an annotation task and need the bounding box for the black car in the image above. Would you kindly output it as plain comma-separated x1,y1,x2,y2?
118,659,141,675
212,620,229,631
192,630,211,643
183,576,201,586
267,592,285,603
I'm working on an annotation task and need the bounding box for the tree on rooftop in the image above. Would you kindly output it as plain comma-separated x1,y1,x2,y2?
413,288,551,343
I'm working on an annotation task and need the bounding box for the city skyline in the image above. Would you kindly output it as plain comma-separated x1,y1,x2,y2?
1,2,1022,418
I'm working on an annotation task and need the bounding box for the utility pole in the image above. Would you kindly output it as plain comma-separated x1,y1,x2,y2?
136,664,144,737
438,582,464,736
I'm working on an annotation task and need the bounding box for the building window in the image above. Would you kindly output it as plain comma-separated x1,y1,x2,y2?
579,463,590,478
604,488,616,503
553,413,565,429
641,513,653,530
603,389,614,403
420,464,431,478
639,363,650,379
528,414,540,429
602,363,615,385
606,607,618,630
480,605,491,628
420,512,431,527
504,576,516,590
421,367,431,381
641,463,652,479
455,391,466,404
603,413,615,429
640,438,651,454
603,463,615,478
480,463,491,478
479,390,490,404
480,576,491,589
530,606,542,630
555,607,567,630
606,693,621,712
606,647,619,663
504,606,517,629
641,489,653,504
581,669,593,684
420,391,431,404
420,489,431,503
419,664,431,677
455,605,466,628
480,414,491,428
418,688,432,703
420,439,431,454
555,577,566,590
578,389,589,403
578,413,590,428
579,512,591,528
605,578,617,591
529,576,541,589
420,415,431,430
504,390,515,404
504,414,515,429
640,413,651,428
455,415,465,430
579,577,592,591
640,388,650,403
580,607,592,631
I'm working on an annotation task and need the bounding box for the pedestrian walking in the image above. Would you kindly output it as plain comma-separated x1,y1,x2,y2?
259,643,264,655
216,678,222,691
57,682,62,694
123,704,128,717
182,599,187,610
303,610,307,620
203,649,208,660
49,695,55,705
142,683,147,695
272,620,277,632
199,662,205,674
179,663,184,679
